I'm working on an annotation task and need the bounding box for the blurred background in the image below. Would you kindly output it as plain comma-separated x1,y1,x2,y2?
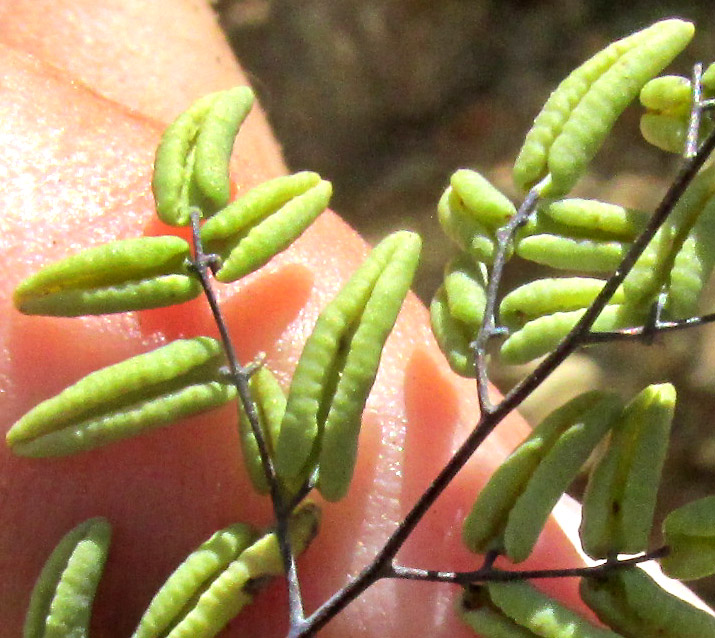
211,0,715,603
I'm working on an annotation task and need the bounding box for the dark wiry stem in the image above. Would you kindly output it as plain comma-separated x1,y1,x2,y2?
474,188,540,414
286,470,319,514
387,546,669,584
188,209,305,626
298,126,715,637
686,63,704,158
583,309,715,344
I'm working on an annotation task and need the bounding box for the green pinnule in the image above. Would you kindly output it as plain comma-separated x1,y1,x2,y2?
7,337,236,457
580,567,715,638
499,305,634,365
430,255,488,377
499,277,625,331
131,503,320,638
13,236,201,316
580,384,675,560
274,231,421,501
153,86,254,225
24,518,111,638
661,496,715,580
437,169,516,265
463,391,621,561
513,19,694,196
200,171,332,283
459,581,622,638
238,366,286,494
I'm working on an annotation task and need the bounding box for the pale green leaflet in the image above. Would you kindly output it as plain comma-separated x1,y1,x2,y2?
438,185,499,263
640,112,691,153
513,19,694,197
438,169,516,264
580,384,675,560
580,568,715,638
130,523,256,638
200,172,332,283
640,75,693,113
450,169,517,228
537,199,648,241
152,86,254,226
24,518,111,638
639,66,715,153
661,496,715,581
514,199,649,274
501,393,619,563
238,367,286,495
274,231,421,501
460,581,622,638
13,236,201,316
499,305,634,365
462,391,621,560
458,586,535,638
499,277,625,331
430,256,488,377
622,163,715,317
6,337,236,457
130,504,320,638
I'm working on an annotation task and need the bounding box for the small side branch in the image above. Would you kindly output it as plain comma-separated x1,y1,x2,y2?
583,309,715,344
387,546,669,585
686,63,704,158
474,188,540,414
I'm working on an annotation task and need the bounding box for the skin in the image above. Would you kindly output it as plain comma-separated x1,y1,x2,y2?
0,2,591,637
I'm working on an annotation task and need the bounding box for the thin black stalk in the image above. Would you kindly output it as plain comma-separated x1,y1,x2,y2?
582,309,715,344
286,470,318,514
686,63,704,158
188,210,305,625
387,547,669,585
300,128,715,637
481,549,500,571
474,188,540,414
640,289,669,346
277,514,305,628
